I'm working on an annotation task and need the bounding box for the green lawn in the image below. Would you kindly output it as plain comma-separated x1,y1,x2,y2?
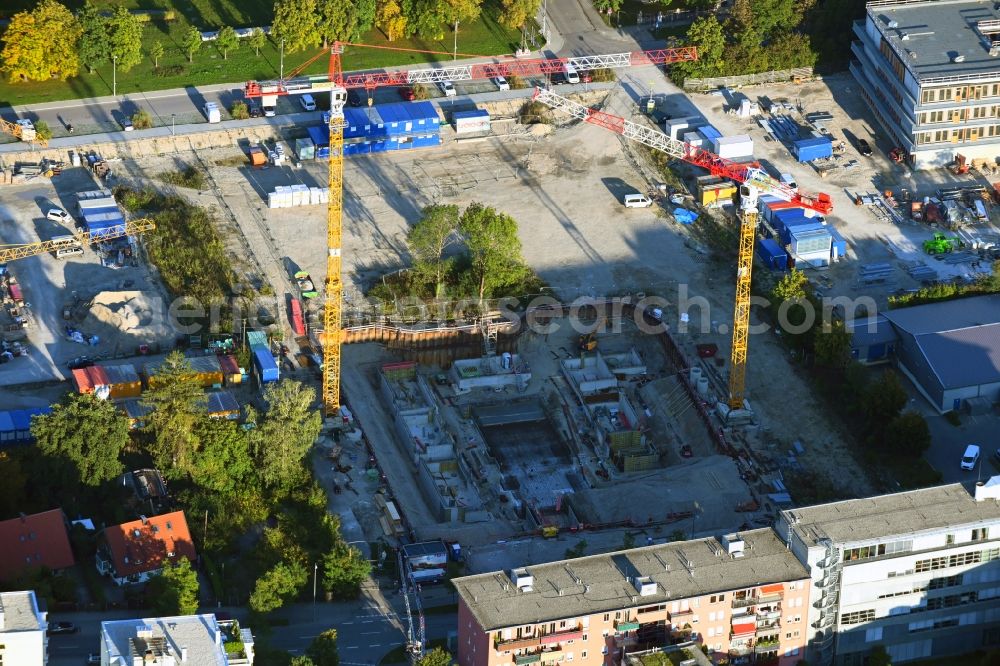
0,0,521,106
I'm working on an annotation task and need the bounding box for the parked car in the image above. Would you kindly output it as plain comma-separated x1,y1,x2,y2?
47,621,79,635
117,111,134,131
346,89,363,107
47,208,72,224
398,86,416,101
248,102,262,118
300,94,317,111
67,356,95,370
262,104,276,117
623,193,653,208
857,138,873,156
961,444,981,470
439,80,456,97
494,76,510,91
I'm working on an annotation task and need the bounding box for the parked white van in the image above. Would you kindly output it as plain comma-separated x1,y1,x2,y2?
204,102,222,123
52,235,83,259
623,193,653,208
564,64,580,84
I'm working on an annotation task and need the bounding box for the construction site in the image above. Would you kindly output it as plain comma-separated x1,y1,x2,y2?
2,35,1000,576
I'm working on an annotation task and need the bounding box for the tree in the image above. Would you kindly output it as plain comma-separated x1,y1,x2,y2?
771,268,810,303
594,0,623,14
189,419,253,494
499,0,541,32
132,108,152,129
216,25,239,60
182,26,202,62
77,1,106,74
31,393,128,488
149,41,164,68
408,205,459,297
0,451,27,518
417,648,452,666
440,0,482,42
322,542,371,599
272,0,321,53
147,558,200,616
307,629,340,666
230,101,250,120
292,658,317,666
673,15,725,80
867,645,891,666
317,0,362,45
621,532,636,550
249,560,307,613
884,412,931,457
814,319,851,369
141,351,206,474
248,27,267,56
1,0,81,82
105,6,144,72
251,380,323,489
355,0,379,36
33,120,52,141
376,0,408,41
564,540,587,559
746,0,814,41
863,371,908,430
458,203,530,303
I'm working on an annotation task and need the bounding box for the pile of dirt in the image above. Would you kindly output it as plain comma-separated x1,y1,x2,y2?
71,290,173,354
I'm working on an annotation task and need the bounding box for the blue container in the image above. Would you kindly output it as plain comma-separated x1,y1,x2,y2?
308,125,329,149
699,125,722,141
792,136,833,162
0,407,52,446
251,345,280,384
756,238,788,271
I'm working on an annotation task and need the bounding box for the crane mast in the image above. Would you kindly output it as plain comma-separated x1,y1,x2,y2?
530,88,833,410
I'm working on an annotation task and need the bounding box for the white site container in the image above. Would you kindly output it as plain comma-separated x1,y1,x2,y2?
682,131,704,148
712,135,754,160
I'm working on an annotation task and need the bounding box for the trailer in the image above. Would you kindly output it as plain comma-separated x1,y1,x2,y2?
252,344,280,384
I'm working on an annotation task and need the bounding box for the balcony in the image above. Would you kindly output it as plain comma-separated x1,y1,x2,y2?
516,655,541,665
755,640,780,654
540,628,583,645
616,620,641,632
670,608,694,621
497,636,541,651
755,623,780,638
731,593,781,609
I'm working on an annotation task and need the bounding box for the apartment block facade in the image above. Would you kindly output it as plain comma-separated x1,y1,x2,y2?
777,478,1000,665
851,0,1000,168
454,528,811,666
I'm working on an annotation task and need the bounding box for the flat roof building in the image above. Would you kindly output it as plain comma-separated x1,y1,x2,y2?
454,528,811,666
101,614,255,665
777,478,1000,665
851,0,1000,167
0,590,47,666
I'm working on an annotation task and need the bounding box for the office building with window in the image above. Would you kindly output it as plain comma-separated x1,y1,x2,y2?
851,0,1000,167
454,528,811,666
777,478,1000,665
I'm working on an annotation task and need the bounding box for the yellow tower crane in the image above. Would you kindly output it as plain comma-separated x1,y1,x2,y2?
0,219,155,263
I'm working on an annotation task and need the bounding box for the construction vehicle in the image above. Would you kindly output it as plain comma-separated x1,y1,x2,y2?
952,153,970,175
531,88,833,412
244,43,697,416
888,147,906,164
923,232,961,255
0,118,47,147
294,271,318,299
578,332,598,351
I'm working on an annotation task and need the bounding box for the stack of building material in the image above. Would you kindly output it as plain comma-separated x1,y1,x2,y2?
857,263,896,284
268,185,331,208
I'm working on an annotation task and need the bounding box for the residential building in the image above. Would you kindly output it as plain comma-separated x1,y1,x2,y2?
851,0,1000,168
100,614,254,665
0,509,75,581
777,477,1000,665
96,511,196,585
0,590,48,666
881,294,1000,413
454,528,811,666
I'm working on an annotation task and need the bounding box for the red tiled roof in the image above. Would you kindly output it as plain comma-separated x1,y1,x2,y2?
102,510,196,578
0,509,75,580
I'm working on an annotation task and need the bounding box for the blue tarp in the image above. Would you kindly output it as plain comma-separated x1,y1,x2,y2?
673,208,699,225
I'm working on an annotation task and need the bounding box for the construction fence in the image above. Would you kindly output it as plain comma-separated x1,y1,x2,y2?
682,67,815,92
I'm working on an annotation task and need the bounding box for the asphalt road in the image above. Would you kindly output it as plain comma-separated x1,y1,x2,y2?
46,595,456,665
1,0,664,141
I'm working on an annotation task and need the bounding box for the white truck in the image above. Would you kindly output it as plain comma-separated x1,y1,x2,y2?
204,102,221,123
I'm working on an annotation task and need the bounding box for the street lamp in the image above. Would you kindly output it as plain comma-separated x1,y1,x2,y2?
280,38,285,80
312,562,318,620
453,21,458,61
171,113,175,136
112,54,117,97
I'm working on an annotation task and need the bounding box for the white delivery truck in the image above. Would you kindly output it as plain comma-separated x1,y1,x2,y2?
204,102,221,123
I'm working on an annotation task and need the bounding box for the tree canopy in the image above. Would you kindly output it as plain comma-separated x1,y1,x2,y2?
147,558,200,616
1,0,81,82
322,542,371,598
182,26,202,62
141,351,206,475
216,26,240,60
417,648,453,666
458,202,530,303
250,380,323,490
272,0,321,53
31,393,128,489
249,560,308,613
105,6,144,72
408,204,460,297
77,1,106,74
307,629,340,666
